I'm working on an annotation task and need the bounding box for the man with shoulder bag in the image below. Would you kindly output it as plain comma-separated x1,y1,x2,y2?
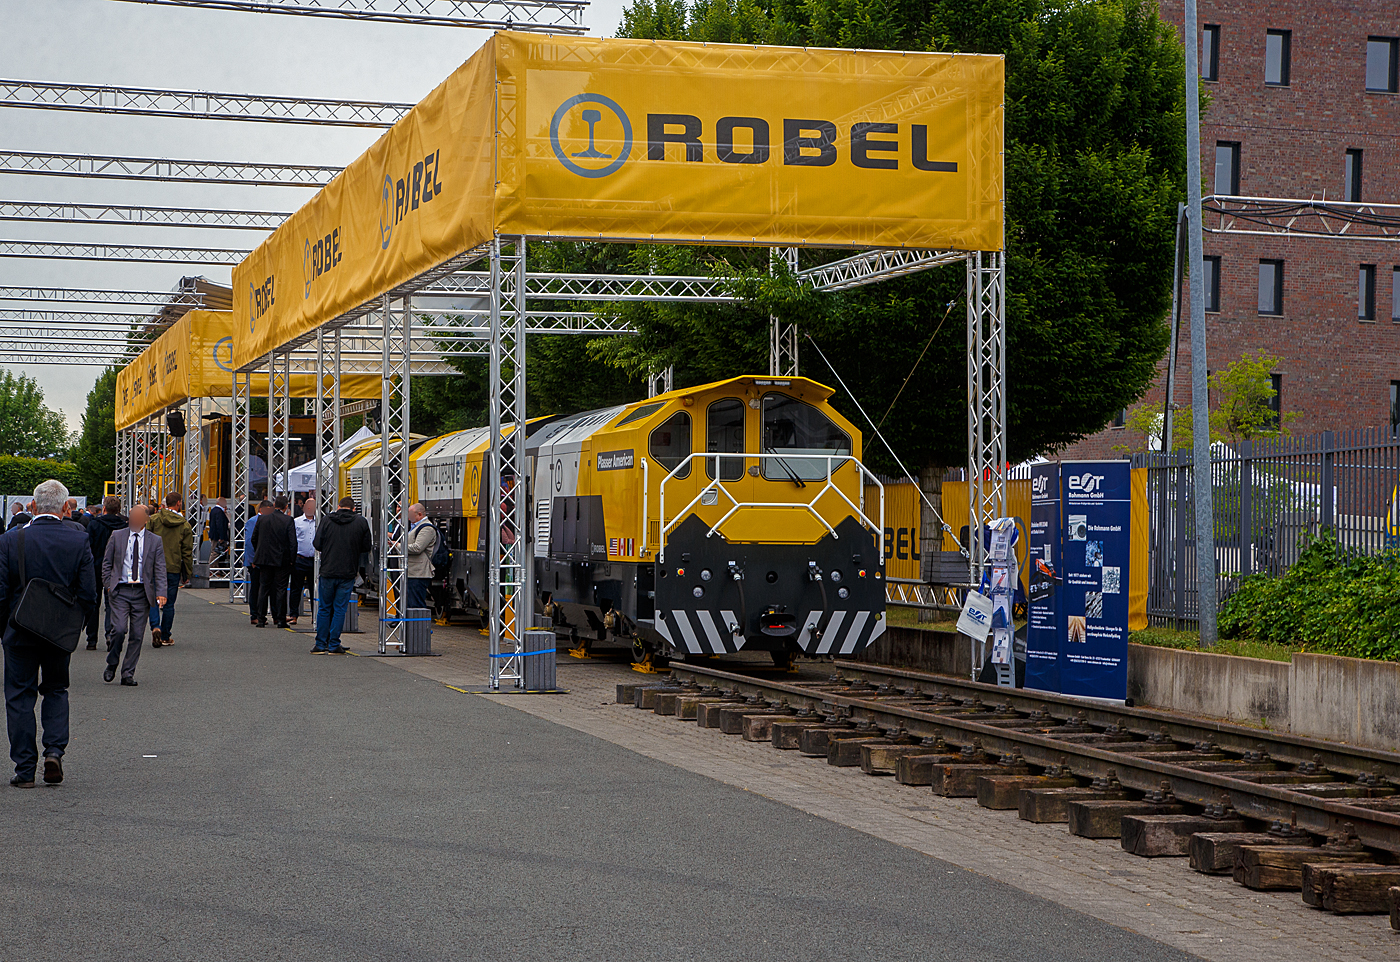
0,480,96,788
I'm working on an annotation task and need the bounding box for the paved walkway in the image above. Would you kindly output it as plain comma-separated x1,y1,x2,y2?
0,591,1385,960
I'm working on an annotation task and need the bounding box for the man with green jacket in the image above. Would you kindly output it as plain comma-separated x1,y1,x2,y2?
146,492,194,647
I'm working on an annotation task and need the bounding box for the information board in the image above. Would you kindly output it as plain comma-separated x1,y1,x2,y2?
1025,462,1061,693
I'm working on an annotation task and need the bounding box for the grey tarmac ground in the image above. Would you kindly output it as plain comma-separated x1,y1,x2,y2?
0,591,1389,961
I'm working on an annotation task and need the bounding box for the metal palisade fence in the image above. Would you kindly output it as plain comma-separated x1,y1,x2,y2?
1134,427,1400,627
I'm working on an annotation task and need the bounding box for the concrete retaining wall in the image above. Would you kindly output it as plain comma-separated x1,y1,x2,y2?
860,628,1399,751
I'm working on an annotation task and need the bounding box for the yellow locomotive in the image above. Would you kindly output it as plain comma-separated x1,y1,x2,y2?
347,375,888,663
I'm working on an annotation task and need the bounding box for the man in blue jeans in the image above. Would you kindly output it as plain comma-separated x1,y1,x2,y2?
146,493,194,647
311,495,373,654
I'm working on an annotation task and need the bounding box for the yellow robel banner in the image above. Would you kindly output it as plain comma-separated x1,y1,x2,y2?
118,311,379,429
234,33,1003,369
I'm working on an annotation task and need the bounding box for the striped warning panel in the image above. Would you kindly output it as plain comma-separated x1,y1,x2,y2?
657,608,885,656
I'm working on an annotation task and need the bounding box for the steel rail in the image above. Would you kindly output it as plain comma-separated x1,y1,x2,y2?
0,150,339,186
666,663,1400,856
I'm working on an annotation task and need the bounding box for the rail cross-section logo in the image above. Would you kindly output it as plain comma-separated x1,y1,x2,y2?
550,94,632,179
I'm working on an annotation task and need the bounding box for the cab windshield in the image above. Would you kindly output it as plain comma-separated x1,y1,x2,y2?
760,393,850,481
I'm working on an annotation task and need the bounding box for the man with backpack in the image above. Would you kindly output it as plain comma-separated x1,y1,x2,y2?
402,503,441,614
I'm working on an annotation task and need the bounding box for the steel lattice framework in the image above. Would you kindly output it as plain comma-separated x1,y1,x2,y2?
378,296,414,654
0,150,339,186
0,79,412,127
0,239,250,264
799,248,971,292
769,247,798,377
0,199,288,230
966,250,1007,579
1203,195,1400,242
109,0,589,32
0,286,205,307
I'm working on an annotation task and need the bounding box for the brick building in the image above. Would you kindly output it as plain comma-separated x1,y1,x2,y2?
1060,1,1400,458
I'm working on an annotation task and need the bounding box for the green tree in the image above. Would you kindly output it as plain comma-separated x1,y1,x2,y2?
72,367,118,500
1208,351,1296,443
566,0,1187,474
0,371,74,460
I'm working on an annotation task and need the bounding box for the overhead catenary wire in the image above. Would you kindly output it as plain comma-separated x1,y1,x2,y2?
802,330,965,555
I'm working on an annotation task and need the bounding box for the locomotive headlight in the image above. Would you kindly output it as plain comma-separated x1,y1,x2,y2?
837,586,849,600
829,569,842,583
700,568,712,582
692,586,705,599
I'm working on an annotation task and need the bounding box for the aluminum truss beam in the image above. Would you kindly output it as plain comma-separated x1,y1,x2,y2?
0,199,288,230
487,237,530,688
378,295,412,654
0,310,161,327
799,248,970,292
769,247,798,376
0,285,205,307
0,79,411,127
427,271,738,303
966,250,1007,583
108,0,589,33
184,396,204,572
1203,195,1400,242
229,371,251,604
0,150,338,187
0,239,249,264
268,351,292,506
0,350,137,365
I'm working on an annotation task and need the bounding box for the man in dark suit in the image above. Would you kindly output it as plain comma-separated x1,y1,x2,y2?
100,505,166,687
0,480,96,788
7,502,31,531
251,496,297,629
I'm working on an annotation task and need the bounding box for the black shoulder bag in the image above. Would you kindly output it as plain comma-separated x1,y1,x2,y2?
10,528,85,653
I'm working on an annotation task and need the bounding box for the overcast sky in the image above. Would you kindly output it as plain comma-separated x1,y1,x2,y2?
0,0,629,432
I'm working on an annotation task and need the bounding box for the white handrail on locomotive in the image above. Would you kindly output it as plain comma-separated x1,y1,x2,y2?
657,452,885,564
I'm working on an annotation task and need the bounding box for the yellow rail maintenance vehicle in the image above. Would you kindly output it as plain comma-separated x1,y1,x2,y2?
362,375,887,666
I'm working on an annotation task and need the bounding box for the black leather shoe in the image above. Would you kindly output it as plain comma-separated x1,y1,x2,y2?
43,757,62,784
85,643,97,650
10,775,35,788
120,677,138,687
103,667,115,683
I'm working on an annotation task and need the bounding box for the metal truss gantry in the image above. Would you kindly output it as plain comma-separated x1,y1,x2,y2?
769,247,798,377
966,250,1007,582
108,0,589,33
0,79,412,127
0,285,205,308
0,150,339,187
1203,195,1400,242
229,371,252,604
378,296,414,654
0,239,249,264
0,200,288,230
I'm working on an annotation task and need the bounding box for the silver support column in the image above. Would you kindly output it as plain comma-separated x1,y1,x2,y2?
1182,0,1218,645
488,236,531,689
114,426,131,509
183,396,203,560
268,350,291,503
377,295,412,654
132,415,149,506
229,370,251,604
315,327,343,519
768,247,799,377
646,365,673,398
966,250,1007,583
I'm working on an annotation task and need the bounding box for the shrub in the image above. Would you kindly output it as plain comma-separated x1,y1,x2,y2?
1220,532,1400,662
0,456,82,503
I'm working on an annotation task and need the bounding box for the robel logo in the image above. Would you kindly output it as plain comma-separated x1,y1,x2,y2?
549,94,959,178
212,336,233,373
303,227,343,299
380,149,444,249
551,94,633,179
248,274,275,333
1067,472,1104,494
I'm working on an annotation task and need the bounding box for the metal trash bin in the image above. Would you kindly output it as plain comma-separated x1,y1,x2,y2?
522,629,557,691
403,607,432,655
342,599,359,634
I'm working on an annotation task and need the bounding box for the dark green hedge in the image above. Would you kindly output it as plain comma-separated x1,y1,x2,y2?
0,456,83,502
1220,533,1400,662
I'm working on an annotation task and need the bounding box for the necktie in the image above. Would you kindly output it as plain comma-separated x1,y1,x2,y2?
127,532,139,582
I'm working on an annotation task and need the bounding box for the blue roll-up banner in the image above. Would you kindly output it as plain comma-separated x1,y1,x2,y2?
1025,462,1061,694
1059,461,1132,700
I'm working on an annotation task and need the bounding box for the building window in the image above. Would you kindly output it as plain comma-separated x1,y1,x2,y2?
1265,30,1291,86
1394,267,1400,321
1214,142,1240,196
1203,256,1221,312
1258,260,1284,315
1360,265,1377,320
1267,374,1282,429
1392,381,1400,431
1202,25,1221,81
1367,37,1399,93
1344,150,1363,202
1111,408,1126,429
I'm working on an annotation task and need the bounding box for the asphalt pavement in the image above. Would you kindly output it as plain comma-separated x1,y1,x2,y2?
0,596,1201,961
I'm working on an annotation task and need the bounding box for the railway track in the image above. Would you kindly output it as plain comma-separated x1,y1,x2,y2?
621,660,1400,925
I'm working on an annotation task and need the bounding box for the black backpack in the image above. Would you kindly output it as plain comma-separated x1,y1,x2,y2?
430,523,451,569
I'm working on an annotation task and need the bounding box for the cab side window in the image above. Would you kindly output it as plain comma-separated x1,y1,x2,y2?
648,411,692,478
706,398,746,481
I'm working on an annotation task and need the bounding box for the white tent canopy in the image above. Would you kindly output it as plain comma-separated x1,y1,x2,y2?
277,426,376,493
